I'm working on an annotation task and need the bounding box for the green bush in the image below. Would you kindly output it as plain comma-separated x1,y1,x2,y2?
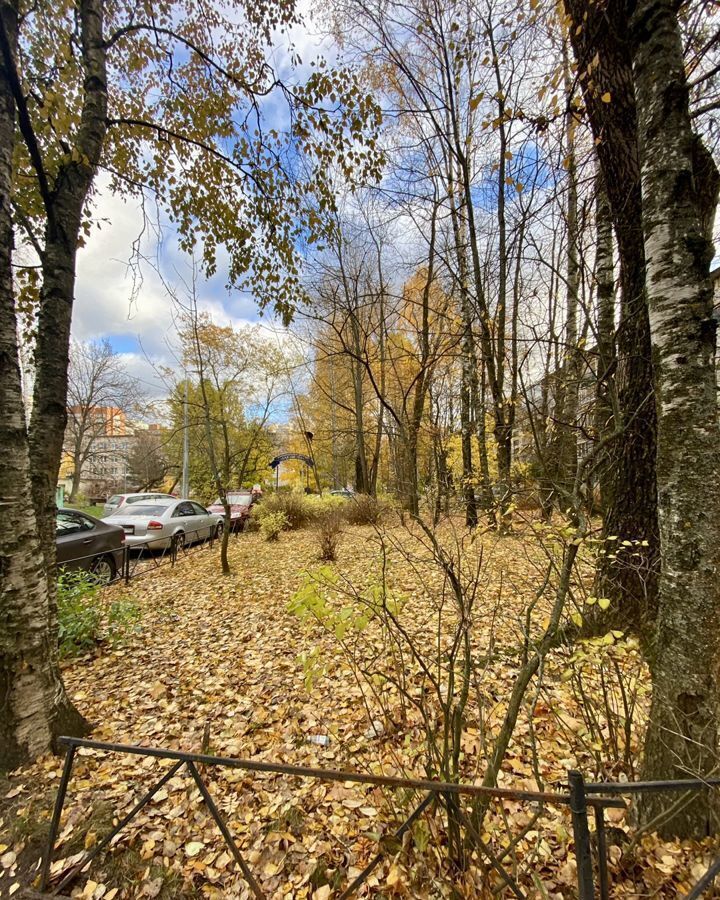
106,598,143,647
260,511,288,542
307,495,346,516
57,570,102,656
57,569,142,657
255,492,315,529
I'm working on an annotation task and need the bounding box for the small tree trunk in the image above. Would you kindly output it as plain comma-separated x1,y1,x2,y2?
631,0,720,838
69,466,83,503
459,348,477,528
401,432,420,516
221,508,231,574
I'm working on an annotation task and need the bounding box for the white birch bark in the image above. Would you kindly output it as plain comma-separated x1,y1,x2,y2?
631,0,720,837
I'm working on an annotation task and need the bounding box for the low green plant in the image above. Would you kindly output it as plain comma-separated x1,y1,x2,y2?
57,569,142,656
57,570,103,656
260,511,288,542
106,598,143,647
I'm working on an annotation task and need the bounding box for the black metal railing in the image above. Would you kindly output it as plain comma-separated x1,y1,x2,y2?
56,522,231,588
581,773,720,900
38,737,629,899
37,737,720,898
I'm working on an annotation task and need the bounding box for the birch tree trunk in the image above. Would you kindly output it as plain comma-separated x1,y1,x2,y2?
630,0,720,838
28,0,108,557
541,49,580,519
593,174,616,515
0,0,86,769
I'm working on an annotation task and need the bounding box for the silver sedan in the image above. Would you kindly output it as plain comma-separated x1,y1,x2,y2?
106,499,223,550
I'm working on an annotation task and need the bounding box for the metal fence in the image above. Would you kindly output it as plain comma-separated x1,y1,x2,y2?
46,736,720,899
57,522,228,588
581,774,720,900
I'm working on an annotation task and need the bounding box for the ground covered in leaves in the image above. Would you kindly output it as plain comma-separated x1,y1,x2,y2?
1,522,717,898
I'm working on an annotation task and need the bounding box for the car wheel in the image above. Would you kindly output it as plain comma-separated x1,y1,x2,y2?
215,521,224,539
90,554,116,584
173,531,185,552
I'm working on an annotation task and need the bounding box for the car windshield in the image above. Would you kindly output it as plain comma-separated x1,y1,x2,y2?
226,493,252,504
110,505,169,517
107,495,122,504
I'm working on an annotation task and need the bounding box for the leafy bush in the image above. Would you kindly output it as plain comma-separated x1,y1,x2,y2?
343,494,387,526
57,569,142,657
106,599,143,647
58,570,102,656
315,509,344,561
260,511,288,542
256,492,315,529
307,495,346,516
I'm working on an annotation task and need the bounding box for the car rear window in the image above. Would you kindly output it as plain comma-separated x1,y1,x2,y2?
110,505,169,517
126,495,155,504
56,510,92,533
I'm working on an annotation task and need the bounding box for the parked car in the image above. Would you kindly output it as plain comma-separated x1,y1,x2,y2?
56,509,125,583
103,492,174,518
106,499,223,550
206,490,257,531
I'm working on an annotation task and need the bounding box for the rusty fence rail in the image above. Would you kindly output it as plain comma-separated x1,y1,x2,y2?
37,737,633,899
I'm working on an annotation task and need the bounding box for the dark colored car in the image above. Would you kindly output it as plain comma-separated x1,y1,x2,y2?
56,509,125,583
206,490,257,531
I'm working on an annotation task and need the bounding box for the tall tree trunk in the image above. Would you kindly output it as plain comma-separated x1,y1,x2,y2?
540,44,580,520
594,174,617,515
400,432,420,516
630,0,720,838
459,307,478,528
445,142,482,527
0,0,86,769
472,363,495,517
28,0,108,553
567,0,659,640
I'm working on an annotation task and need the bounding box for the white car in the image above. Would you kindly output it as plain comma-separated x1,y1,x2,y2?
106,499,223,550
103,492,174,518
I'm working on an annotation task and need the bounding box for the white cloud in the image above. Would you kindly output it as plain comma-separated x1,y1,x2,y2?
72,179,285,397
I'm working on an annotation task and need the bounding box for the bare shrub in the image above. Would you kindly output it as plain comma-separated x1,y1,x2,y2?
316,509,344,561
343,494,386,526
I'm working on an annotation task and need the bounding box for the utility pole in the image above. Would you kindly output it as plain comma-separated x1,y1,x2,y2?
181,375,189,498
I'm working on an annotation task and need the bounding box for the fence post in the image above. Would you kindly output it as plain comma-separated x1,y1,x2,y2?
40,742,76,890
569,770,594,900
123,545,130,585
